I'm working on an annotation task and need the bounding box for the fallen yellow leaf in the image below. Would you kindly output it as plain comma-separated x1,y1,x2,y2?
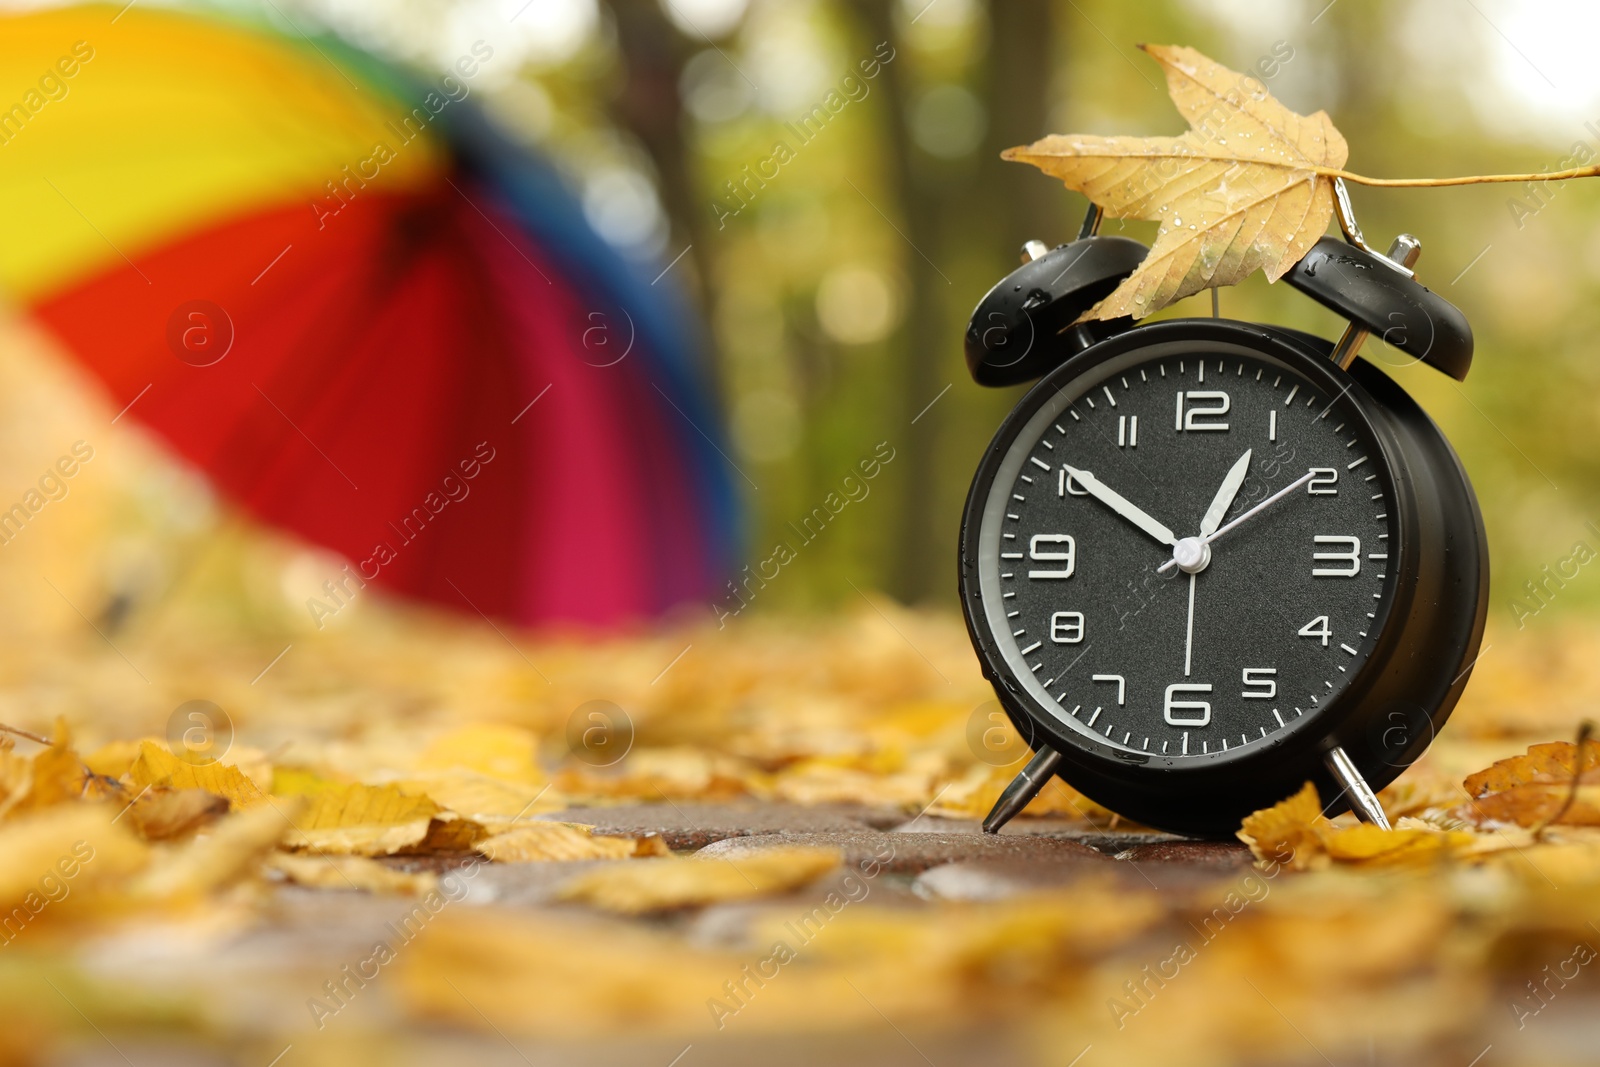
266,850,438,895
6,720,87,816
396,769,563,824
280,782,449,856
128,741,267,810
1237,781,1328,869
125,787,228,840
1321,821,1475,868
0,804,148,917
477,821,668,862
556,846,839,914
82,738,144,779
131,799,301,901
419,723,544,784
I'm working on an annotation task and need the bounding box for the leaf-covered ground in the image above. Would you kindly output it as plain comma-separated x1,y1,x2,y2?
2,604,1599,1067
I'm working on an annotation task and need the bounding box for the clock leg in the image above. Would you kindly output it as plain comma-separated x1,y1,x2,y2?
1322,745,1393,830
981,746,1065,834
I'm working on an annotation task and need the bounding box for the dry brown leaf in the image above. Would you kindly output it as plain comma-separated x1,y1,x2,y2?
414,814,491,852
266,851,438,895
1462,739,1600,795
557,846,839,914
125,787,228,840
128,741,267,810
477,821,669,863
1457,739,1600,828
1005,44,1347,321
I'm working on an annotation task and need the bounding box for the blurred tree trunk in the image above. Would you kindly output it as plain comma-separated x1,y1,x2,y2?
979,1,1062,258
863,0,1056,605
859,0,944,606
605,1,718,350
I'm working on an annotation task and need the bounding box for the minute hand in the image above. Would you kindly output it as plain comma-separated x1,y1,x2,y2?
1063,464,1176,548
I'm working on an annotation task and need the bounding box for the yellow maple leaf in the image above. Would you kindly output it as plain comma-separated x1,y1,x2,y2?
1005,44,1347,322
557,846,839,914
128,741,267,810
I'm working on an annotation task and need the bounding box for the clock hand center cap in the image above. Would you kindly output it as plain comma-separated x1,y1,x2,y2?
1172,536,1211,574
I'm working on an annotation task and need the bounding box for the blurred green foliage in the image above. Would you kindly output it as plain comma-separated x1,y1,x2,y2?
490,0,1600,629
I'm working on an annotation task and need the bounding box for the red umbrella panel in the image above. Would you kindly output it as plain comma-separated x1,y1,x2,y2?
0,6,739,629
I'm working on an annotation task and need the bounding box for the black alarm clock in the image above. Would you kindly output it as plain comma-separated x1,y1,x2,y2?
962,200,1488,838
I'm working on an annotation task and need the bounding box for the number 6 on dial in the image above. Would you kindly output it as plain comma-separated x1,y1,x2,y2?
1163,683,1212,726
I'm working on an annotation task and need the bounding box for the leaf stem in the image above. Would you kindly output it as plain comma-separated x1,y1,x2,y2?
1324,164,1600,187
0,722,54,746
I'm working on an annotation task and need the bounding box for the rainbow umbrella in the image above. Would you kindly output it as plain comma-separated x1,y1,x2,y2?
0,4,737,628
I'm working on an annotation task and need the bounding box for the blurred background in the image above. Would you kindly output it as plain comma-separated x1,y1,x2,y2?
1,0,1597,643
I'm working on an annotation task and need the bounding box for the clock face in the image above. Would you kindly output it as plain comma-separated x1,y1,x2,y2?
974,341,1400,762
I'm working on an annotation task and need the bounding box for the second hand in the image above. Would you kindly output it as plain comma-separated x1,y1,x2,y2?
1184,571,1196,677
1159,468,1317,574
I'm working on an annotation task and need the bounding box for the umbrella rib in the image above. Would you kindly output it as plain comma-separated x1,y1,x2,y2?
445,177,553,285
251,383,360,490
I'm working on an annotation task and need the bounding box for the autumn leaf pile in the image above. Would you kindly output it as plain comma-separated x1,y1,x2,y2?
0,595,1595,1066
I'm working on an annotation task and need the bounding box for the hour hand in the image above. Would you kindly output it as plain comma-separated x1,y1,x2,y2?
1063,463,1176,548
1201,449,1253,538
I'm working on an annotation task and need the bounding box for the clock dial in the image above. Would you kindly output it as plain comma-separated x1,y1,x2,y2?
976,346,1399,760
